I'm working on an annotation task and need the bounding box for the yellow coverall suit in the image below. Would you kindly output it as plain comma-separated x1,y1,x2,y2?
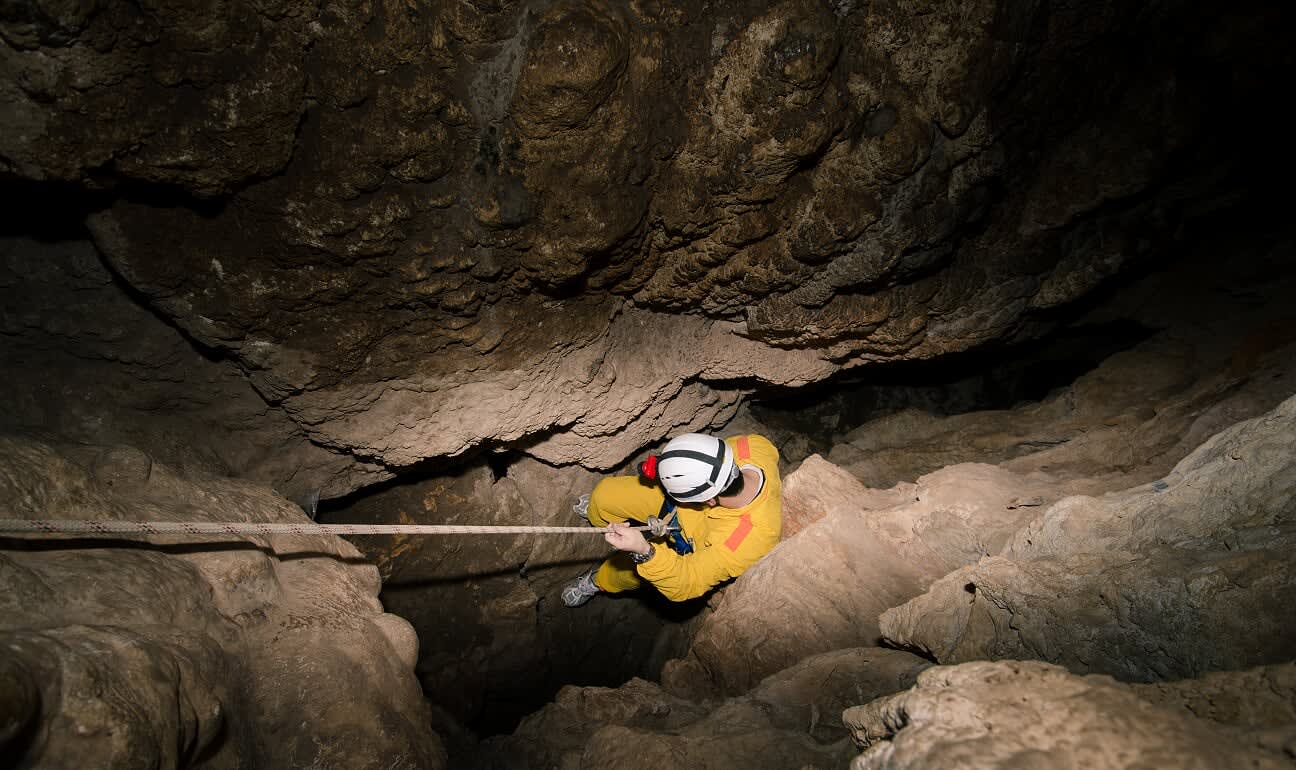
587,434,782,602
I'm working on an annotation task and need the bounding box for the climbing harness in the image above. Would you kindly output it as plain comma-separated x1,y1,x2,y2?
0,519,652,538
646,499,694,555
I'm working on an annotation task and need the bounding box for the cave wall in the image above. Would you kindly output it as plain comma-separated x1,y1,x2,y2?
470,233,1296,767
0,236,384,502
0,436,443,768
880,391,1296,681
4,0,1296,767
5,0,1285,498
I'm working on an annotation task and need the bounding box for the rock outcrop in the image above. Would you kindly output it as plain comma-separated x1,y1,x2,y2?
879,391,1296,681
843,661,1296,769
0,436,443,769
473,647,930,769
662,458,1055,697
6,0,1277,490
0,236,383,502
644,234,1296,701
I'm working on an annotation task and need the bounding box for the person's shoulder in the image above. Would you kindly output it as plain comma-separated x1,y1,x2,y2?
731,433,779,462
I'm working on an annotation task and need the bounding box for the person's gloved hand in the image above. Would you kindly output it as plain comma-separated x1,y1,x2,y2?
604,521,650,555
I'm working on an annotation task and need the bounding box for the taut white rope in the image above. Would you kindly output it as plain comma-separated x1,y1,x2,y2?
0,519,648,537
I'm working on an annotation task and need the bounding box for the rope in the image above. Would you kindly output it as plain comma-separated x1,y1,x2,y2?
0,519,649,538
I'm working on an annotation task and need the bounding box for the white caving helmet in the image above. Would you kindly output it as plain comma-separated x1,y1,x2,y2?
656,433,738,503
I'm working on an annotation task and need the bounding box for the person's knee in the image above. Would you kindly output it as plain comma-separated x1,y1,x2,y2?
595,555,641,594
587,479,618,526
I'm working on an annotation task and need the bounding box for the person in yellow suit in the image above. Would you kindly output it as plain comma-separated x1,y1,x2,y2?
562,432,782,607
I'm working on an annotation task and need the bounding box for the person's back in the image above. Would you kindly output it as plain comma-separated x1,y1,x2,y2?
562,432,782,607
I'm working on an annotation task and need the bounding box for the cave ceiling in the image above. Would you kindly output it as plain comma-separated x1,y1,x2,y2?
0,0,1274,493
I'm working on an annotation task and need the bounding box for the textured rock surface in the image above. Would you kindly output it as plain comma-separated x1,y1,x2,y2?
661,457,1056,697
5,0,1279,483
1132,663,1296,758
664,251,1296,697
473,647,929,769
746,647,933,744
824,232,1296,493
880,390,1296,681
0,236,383,500
2,0,1295,766
0,435,443,768
843,660,1295,769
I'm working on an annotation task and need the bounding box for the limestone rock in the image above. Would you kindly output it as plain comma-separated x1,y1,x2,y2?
477,647,931,769
1132,663,1296,758
843,660,1294,769
0,236,385,500
662,458,1057,696
475,678,711,769
747,647,933,744
827,314,1296,495
0,435,443,769
7,0,1266,478
880,392,1296,681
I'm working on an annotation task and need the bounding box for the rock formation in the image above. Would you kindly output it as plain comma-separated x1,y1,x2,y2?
3,0,1296,767
844,661,1295,770
5,0,1278,490
879,391,1296,681
0,236,384,503
474,647,931,769
657,252,1296,697
0,436,443,768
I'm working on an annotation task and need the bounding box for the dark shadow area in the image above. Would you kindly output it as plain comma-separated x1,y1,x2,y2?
749,318,1155,454
379,556,597,587
0,174,227,238
317,448,530,516
467,586,709,738
0,176,236,366
0,670,42,766
317,445,709,742
876,636,939,665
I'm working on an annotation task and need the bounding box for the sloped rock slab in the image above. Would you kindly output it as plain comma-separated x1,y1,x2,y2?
843,660,1294,769
475,647,930,769
662,457,1057,696
1132,663,1296,757
748,647,933,744
880,393,1296,681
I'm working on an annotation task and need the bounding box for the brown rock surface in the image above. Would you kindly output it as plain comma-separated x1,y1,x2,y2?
2,0,1294,766
0,435,443,769
474,647,930,769
825,241,1296,493
666,244,1296,698
843,660,1294,769
5,0,1271,482
879,390,1296,681
1132,663,1296,758
0,236,384,501
662,458,1056,697
747,647,933,744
